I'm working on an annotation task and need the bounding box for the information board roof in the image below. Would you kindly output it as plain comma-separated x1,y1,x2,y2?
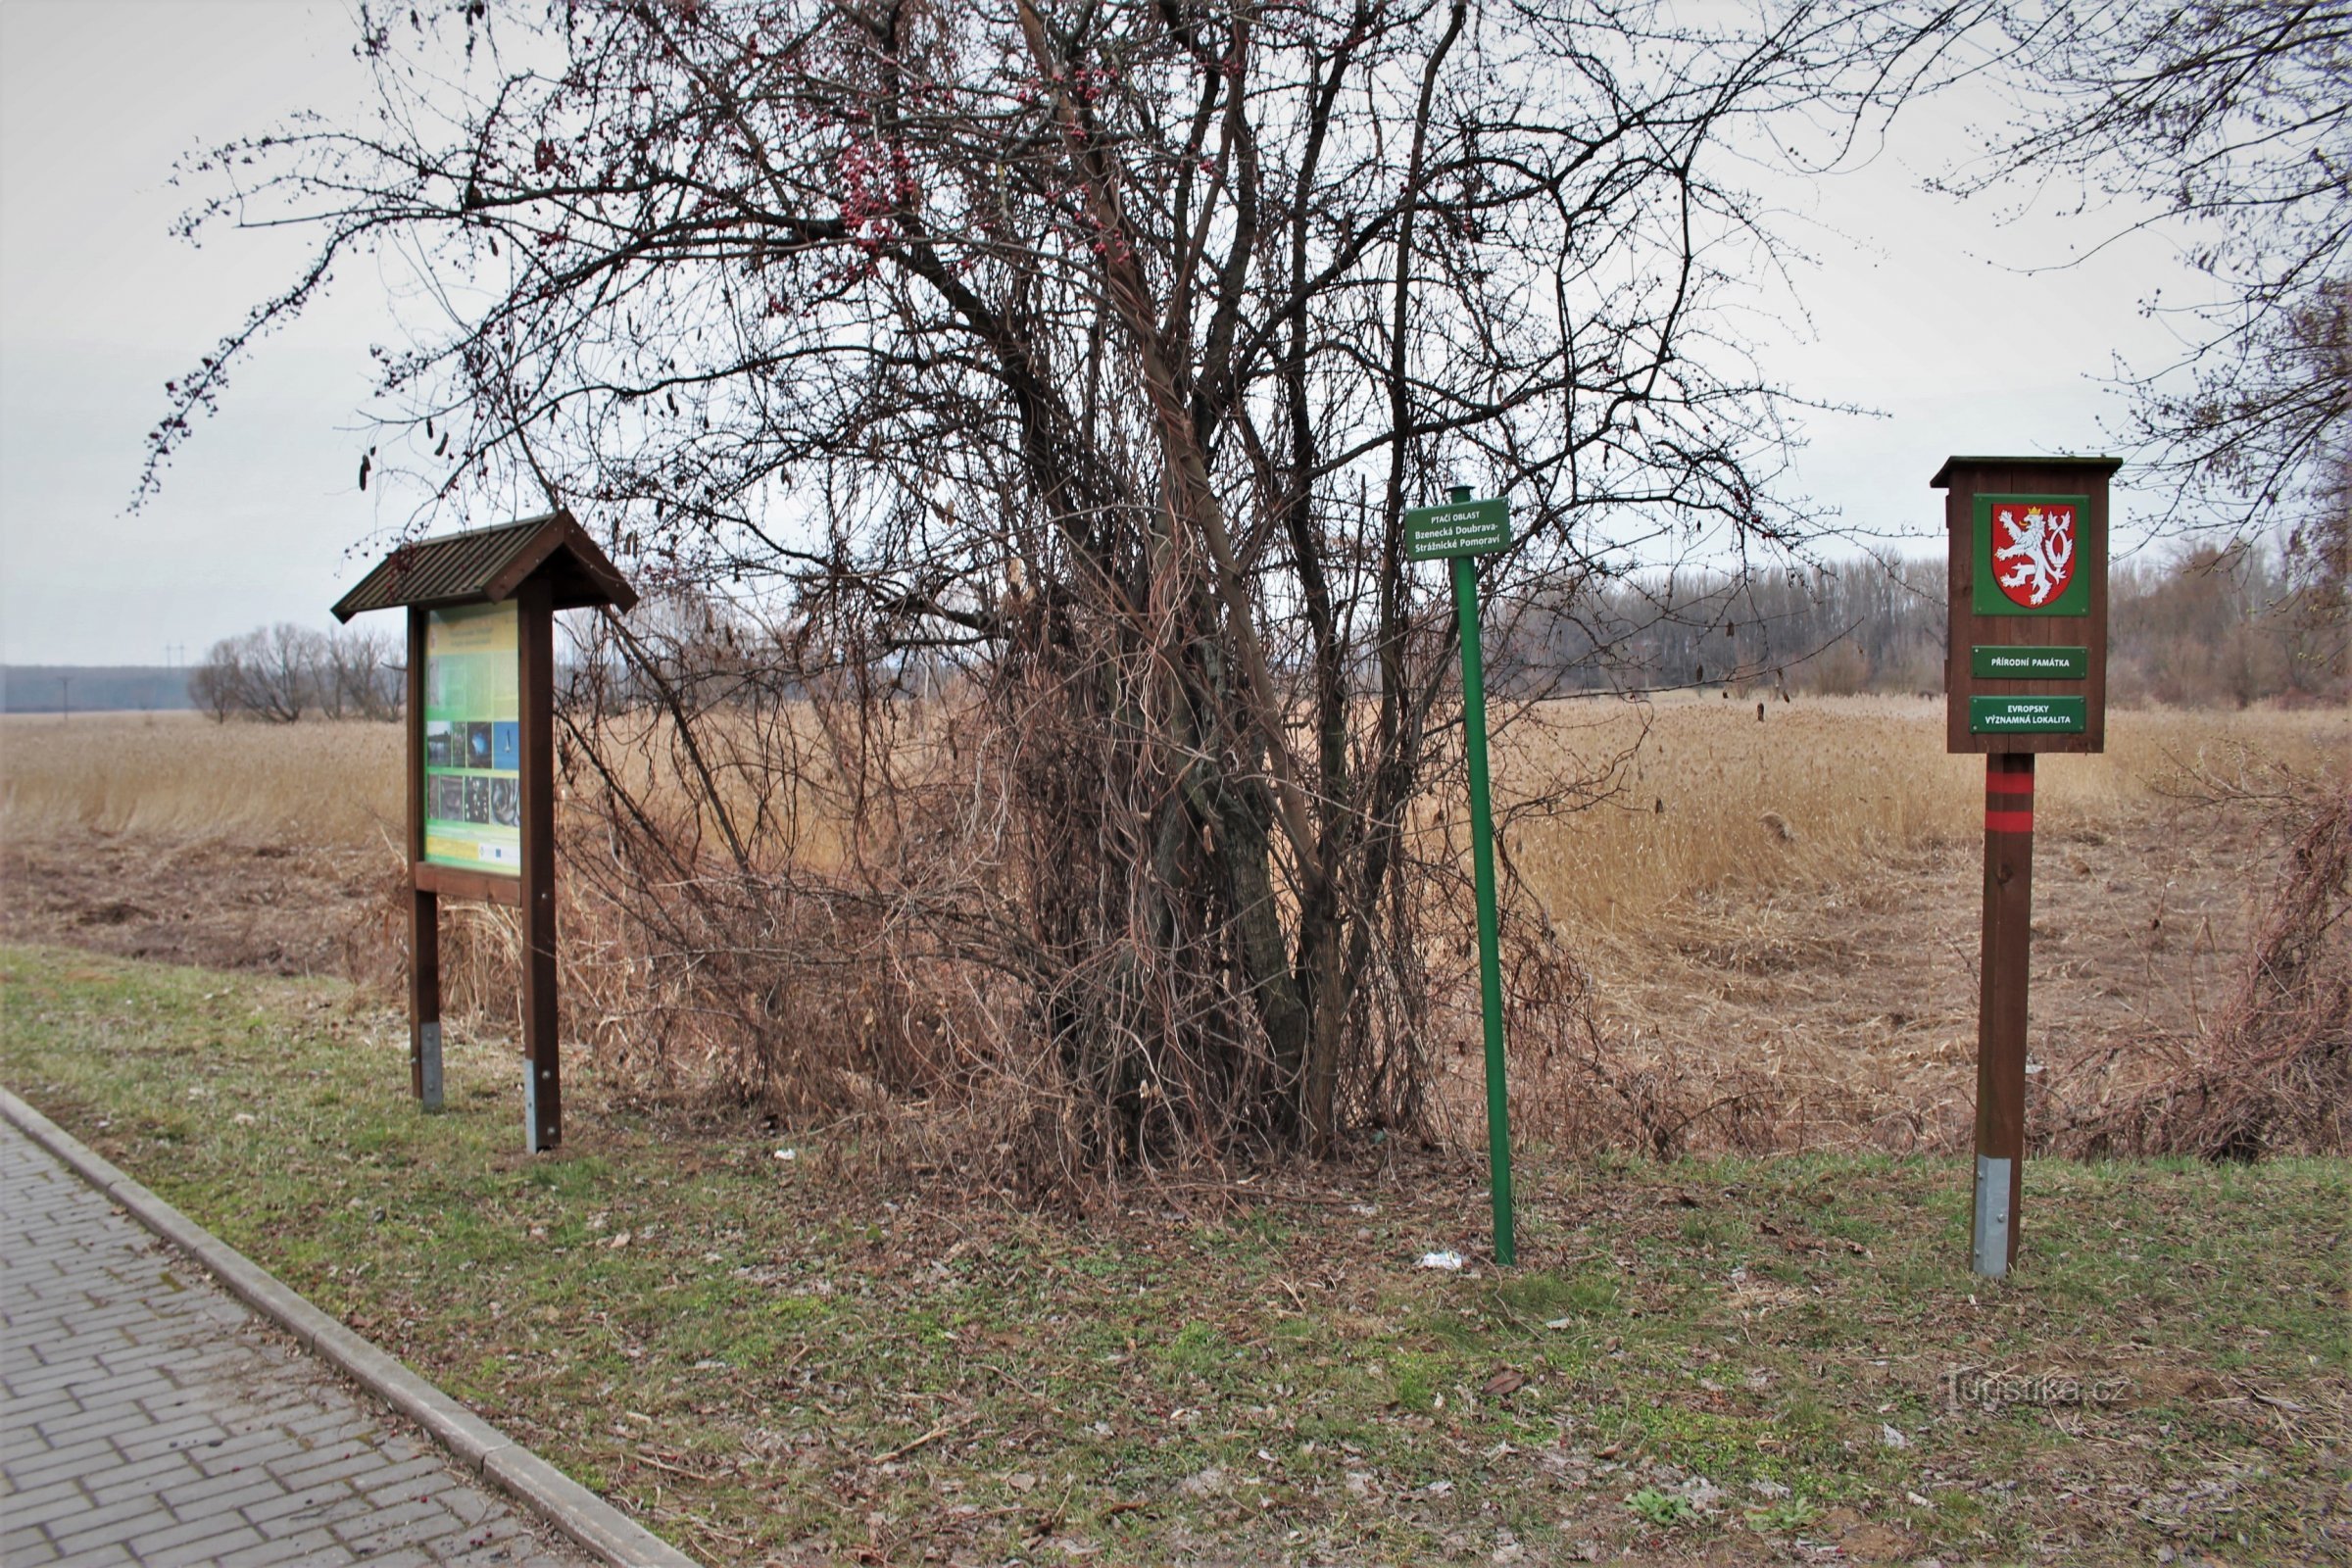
1929,454,2122,489
331,511,637,621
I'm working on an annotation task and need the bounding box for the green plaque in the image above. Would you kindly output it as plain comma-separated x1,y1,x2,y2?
1969,695,2086,734
1974,494,2091,616
1404,496,1511,561
1971,645,2087,680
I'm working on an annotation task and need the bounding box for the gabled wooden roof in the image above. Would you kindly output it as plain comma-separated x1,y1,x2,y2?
330,511,637,621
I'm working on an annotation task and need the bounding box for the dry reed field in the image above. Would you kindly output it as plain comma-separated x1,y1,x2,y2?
1421,696,2347,1156
1,712,403,977
0,710,402,844
4,698,2344,1157
1498,693,2341,929
11,700,2337,908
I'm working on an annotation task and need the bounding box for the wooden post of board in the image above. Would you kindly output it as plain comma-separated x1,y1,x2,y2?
1975,752,2034,1273
517,578,561,1152
406,605,444,1113
1935,455,2119,1279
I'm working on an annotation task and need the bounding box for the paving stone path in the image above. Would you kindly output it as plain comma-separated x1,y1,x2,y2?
0,1119,600,1567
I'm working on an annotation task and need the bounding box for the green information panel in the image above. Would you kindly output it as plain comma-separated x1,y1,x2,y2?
1971,645,2087,680
1969,695,2086,734
1974,494,2090,616
422,602,521,873
1404,497,1511,561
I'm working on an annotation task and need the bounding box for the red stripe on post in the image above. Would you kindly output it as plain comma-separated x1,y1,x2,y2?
1984,808,2034,833
1984,771,2035,796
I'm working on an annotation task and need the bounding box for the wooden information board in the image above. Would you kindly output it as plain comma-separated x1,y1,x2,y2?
332,512,635,1153
1931,455,2118,1279
1936,456,2119,756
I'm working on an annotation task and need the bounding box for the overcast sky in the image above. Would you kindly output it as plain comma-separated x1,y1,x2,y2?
0,0,2195,666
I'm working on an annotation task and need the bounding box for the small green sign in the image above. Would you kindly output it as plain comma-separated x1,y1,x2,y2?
1971,645,2087,680
1969,695,2086,734
1404,496,1511,561
1974,494,2091,616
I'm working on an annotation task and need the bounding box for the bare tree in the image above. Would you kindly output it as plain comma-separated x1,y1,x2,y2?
248,624,322,723
153,0,1978,1164
1950,2,2349,539
2289,425,2351,686
189,624,338,722
187,633,262,723
319,624,404,720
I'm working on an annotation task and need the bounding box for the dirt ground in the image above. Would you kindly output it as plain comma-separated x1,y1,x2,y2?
0,828,399,980
1558,782,2290,1154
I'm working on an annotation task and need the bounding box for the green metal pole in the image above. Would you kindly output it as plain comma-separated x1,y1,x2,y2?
1450,544,1515,1266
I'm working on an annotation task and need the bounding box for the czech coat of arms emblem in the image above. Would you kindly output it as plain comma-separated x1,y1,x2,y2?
1989,501,2076,610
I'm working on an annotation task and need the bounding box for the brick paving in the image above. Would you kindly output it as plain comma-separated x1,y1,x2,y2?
0,1120,599,1567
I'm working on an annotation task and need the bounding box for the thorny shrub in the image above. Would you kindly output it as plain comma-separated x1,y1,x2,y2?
2053,760,2350,1161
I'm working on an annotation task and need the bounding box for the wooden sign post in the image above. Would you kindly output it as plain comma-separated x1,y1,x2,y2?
1404,485,1517,1266
332,513,636,1153
1933,456,2118,1277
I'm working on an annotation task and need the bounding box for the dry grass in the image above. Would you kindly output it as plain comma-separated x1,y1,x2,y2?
1497,693,2348,931
6,698,2344,1159
1471,695,2351,1157
0,711,402,847
14,699,2339,922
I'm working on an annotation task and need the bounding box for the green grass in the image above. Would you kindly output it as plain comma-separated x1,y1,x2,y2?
4,944,2346,1566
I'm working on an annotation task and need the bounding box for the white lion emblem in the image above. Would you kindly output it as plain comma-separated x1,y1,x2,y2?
1992,504,2075,607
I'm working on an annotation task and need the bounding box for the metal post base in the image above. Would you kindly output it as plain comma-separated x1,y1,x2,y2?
1973,1155,2013,1278
416,1021,444,1114
523,1064,554,1153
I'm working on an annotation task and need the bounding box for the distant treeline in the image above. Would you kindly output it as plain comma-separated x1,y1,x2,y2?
1496,559,1948,699
191,624,403,722
18,544,2336,721
0,666,193,714
1494,544,2344,705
